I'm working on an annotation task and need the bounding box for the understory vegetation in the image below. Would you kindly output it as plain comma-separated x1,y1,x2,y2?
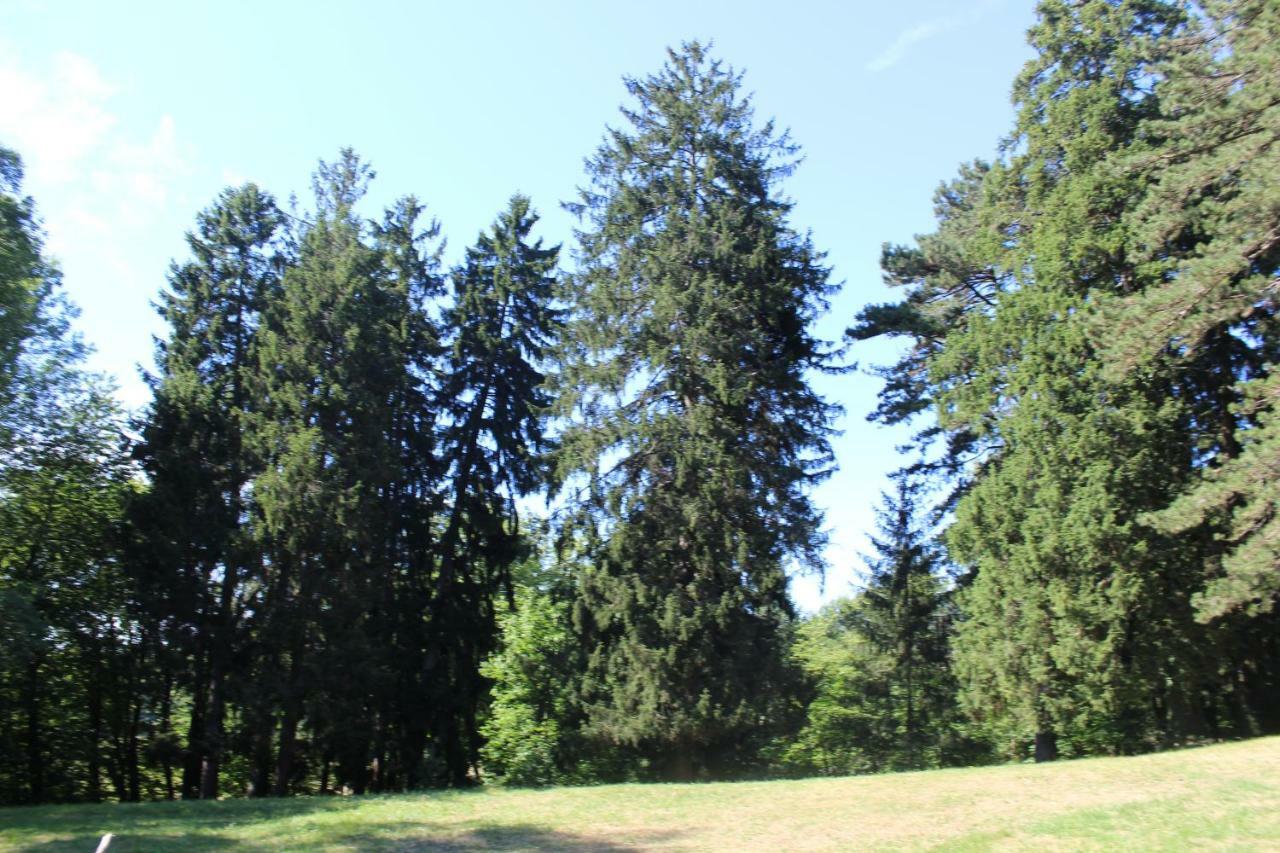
1,0,1277,805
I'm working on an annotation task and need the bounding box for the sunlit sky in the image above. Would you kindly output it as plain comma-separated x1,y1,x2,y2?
1,0,1036,612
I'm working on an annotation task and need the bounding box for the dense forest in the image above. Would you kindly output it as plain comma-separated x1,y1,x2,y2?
1,0,1277,804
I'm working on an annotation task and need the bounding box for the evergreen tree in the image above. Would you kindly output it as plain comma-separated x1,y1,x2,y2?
850,0,1268,759
431,195,561,785
778,478,984,777
132,183,283,799
250,150,442,794
1095,0,1280,621
857,474,959,769
555,42,837,779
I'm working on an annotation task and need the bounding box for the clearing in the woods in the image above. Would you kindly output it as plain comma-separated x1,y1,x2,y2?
2,736,1277,851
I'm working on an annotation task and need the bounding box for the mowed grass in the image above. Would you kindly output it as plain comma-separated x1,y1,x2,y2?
3,737,1278,851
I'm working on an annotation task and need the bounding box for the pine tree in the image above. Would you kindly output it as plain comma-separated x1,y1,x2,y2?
555,42,837,779
1095,0,1280,621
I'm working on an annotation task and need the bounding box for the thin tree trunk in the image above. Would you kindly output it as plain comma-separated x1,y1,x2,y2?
248,710,274,798
160,673,175,800
183,633,209,799
87,645,104,802
24,658,44,804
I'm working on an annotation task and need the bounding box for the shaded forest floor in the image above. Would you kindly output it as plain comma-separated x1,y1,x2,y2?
2,736,1278,851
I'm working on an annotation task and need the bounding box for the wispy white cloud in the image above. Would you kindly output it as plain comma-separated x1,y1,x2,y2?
91,114,190,223
0,48,118,183
0,46,191,244
0,48,188,206
866,0,1002,74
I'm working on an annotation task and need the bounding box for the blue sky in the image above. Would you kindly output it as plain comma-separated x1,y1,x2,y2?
1,0,1036,611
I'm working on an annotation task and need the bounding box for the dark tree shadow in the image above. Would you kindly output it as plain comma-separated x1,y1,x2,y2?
329,823,684,851
1,796,364,851
1,797,689,851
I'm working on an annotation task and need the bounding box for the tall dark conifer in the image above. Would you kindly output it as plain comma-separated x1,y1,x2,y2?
555,42,837,779
430,195,561,784
251,150,443,794
133,184,283,798
858,474,954,769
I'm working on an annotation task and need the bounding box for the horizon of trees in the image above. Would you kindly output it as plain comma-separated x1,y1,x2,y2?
1,0,1277,804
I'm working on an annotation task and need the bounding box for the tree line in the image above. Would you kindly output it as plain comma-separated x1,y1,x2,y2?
0,0,1277,804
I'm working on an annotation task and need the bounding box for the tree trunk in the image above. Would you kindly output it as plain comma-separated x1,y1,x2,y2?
24,658,44,804
248,710,274,797
87,651,103,803
1034,730,1058,763
160,671,175,800
199,650,228,799
182,644,209,799
274,709,298,797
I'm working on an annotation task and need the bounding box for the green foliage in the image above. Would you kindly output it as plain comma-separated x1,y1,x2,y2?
5,3,1280,802
480,587,578,786
853,0,1280,761
430,195,563,785
1093,0,1280,619
131,181,285,799
778,479,988,777
0,145,52,416
773,600,897,776
0,146,140,804
555,42,835,778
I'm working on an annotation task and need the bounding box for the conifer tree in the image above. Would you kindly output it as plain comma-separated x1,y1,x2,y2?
1096,0,1280,620
555,42,836,779
133,184,283,799
431,195,561,785
857,474,956,769
850,0,1265,759
251,151,438,793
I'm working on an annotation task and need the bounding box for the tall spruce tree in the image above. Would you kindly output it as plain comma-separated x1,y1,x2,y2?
857,474,957,769
431,195,561,785
555,42,837,779
133,184,283,799
251,150,447,794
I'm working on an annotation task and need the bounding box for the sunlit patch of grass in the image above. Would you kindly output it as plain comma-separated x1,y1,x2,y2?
2,737,1278,851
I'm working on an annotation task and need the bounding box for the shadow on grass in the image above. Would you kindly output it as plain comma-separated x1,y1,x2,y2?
0,795,365,851
2,795,688,851
12,833,243,851
329,823,682,851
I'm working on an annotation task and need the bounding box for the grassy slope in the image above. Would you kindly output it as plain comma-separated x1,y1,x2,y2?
2,737,1278,851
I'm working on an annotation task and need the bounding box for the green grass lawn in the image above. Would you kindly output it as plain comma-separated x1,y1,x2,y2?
3,737,1278,851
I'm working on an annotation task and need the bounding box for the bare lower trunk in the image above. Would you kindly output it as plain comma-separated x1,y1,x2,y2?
274,710,298,797
199,662,226,799
24,659,44,804
1034,730,1058,763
